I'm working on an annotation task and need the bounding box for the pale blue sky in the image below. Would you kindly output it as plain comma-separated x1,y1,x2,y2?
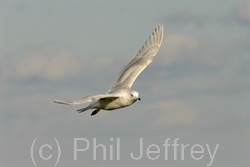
1,0,249,166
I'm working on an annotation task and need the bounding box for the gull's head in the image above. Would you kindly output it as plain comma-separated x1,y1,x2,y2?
129,90,141,101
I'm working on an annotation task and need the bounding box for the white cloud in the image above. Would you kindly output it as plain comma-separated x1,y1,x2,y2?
171,75,249,93
158,34,199,65
163,10,210,26
221,0,250,26
1,49,81,80
154,100,199,128
232,0,250,22
16,49,81,80
162,1,250,27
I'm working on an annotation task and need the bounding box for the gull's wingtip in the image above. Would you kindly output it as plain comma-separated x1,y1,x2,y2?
152,24,163,36
156,23,163,28
52,99,70,105
157,23,164,32
52,99,60,104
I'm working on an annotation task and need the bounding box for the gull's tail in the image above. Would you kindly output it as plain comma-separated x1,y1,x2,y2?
77,105,94,113
77,102,99,115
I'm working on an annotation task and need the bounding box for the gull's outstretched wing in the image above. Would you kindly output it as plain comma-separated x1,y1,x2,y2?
108,24,164,93
53,94,119,105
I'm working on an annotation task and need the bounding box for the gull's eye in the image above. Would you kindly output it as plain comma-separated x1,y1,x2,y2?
130,94,134,97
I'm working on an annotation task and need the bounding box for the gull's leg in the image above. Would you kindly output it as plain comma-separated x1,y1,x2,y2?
91,109,100,116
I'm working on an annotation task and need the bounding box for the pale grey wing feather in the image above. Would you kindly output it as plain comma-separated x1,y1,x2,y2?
108,24,164,93
53,94,120,105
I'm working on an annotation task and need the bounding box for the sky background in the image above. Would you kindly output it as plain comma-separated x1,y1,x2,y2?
1,0,250,166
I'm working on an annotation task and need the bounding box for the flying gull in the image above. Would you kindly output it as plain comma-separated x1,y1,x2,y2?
53,24,164,116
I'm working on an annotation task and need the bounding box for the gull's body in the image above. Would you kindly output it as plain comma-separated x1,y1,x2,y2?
53,24,164,116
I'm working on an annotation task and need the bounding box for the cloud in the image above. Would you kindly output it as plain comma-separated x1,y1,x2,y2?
163,1,250,27
0,44,124,84
170,75,250,93
159,31,250,67
157,33,222,68
1,49,82,81
221,0,250,26
153,100,199,128
150,31,250,97
231,0,250,24
158,33,199,65
19,50,81,80
163,10,210,27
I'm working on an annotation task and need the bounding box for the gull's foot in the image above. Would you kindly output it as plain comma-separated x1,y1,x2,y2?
91,110,100,116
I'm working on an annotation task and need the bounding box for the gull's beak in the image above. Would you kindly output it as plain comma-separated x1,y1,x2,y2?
138,97,141,101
